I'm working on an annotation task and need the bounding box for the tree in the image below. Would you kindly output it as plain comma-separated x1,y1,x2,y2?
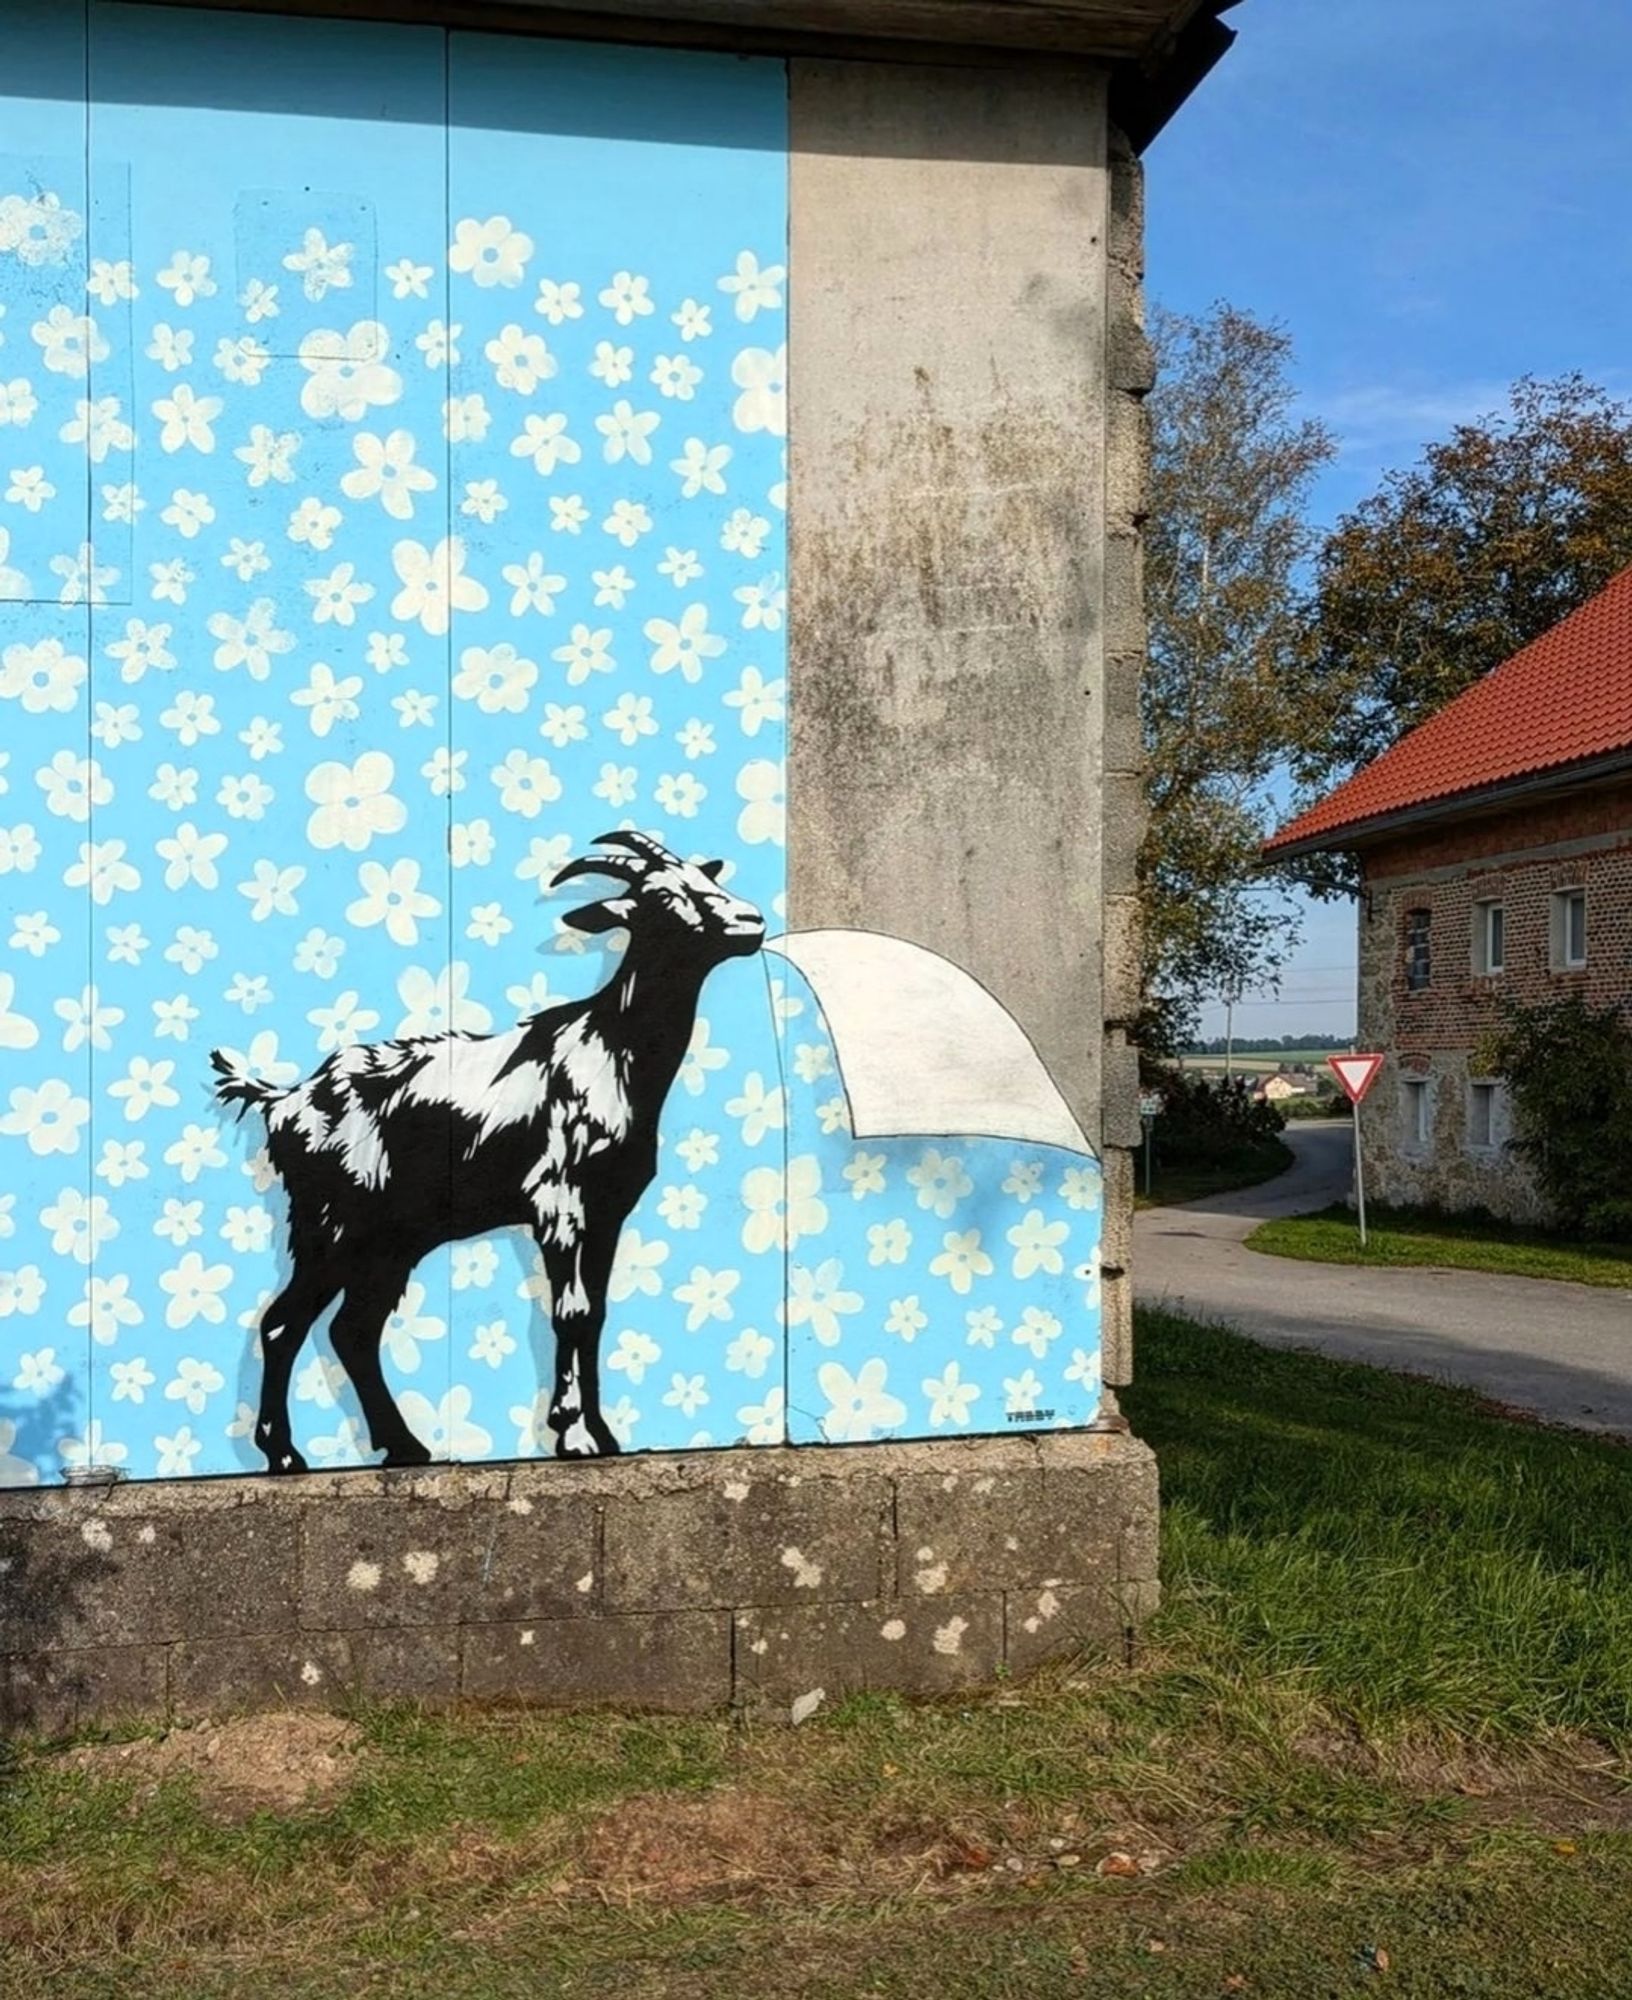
1141,303,1336,1034
1296,375,1632,795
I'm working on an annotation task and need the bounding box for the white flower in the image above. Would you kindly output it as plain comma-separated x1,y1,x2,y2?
673,1264,739,1332
32,304,109,378
283,227,355,301
450,214,533,287
35,748,110,823
725,1327,774,1378
1012,1306,1063,1361
599,270,654,325
87,255,136,303
724,1070,783,1145
655,771,705,817
0,974,38,1050
109,1357,155,1401
486,322,556,392
782,1257,862,1348
305,751,406,851
719,249,785,322
56,985,122,1052
341,428,435,519
469,1319,515,1368
740,1155,826,1255
1004,1369,1046,1416
390,535,488,634
62,395,134,462
609,1328,661,1386
165,1354,226,1413
108,1055,181,1123
0,1265,47,1318
659,546,704,587
736,759,785,846
498,551,567,619
603,690,656,745
0,1079,89,1156
602,501,652,547
0,378,39,427
67,837,140,903
608,1229,669,1303
490,749,561,818
650,352,703,401
818,1359,905,1443
735,575,786,631
534,278,582,324
540,703,586,749
645,603,725,682
907,1147,974,1220
213,334,271,386
347,858,441,948
671,436,732,497
308,990,379,1052
929,1228,995,1296
672,298,712,341
444,393,491,443
381,1280,448,1374
385,258,433,300
238,859,305,921
156,820,228,890
207,597,295,680
595,398,660,465
455,642,538,714
288,495,341,550
923,1362,979,1428
160,1251,232,1329
1060,1164,1103,1212
416,318,460,367
395,962,492,1037
153,382,222,453
298,320,402,420
867,1219,912,1267
885,1295,928,1342
160,486,215,539
5,466,53,514
156,249,216,306
1008,1209,1070,1279
58,1419,128,1473
731,344,786,436
235,423,299,487
400,1385,491,1458
240,277,279,321
306,560,376,627
1,637,86,712
461,478,506,524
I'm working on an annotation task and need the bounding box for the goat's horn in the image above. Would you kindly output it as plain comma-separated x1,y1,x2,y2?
594,829,675,865
551,853,641,890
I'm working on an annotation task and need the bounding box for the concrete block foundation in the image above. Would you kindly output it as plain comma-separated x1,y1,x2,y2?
0,1432,1157,1733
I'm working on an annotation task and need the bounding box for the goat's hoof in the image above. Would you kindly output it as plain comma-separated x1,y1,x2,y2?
261,1446,309,1476
381,1438,433,1469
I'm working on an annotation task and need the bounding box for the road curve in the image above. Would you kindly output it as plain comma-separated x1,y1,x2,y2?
1133,1123,1632,1437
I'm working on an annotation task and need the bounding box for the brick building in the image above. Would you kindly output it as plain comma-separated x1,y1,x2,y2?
1267,565,1632,1221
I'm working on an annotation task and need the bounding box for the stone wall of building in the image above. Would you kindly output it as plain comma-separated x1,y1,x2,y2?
1357,778,1632,1218
0,1430,1158,1734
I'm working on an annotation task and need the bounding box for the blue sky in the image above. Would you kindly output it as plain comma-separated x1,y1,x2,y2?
1145,0,1632,1041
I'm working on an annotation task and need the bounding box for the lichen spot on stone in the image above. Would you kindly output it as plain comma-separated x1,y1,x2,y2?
880,1618,906,1642
915,1561,948,1595
973,1476,996,1495
932,1616,969,1657
80,1518,112,1552
780,1545,823,1589
941,1474,958,1493
138,1524,156,1544
520,1630,535,1647
915,1545,934,1562
347,1559,381,1593
403,1549,440,1585
1022,1615,1041,1634
575,1571,594,1594
750,1637,769,1655
507,1496,534,1516
1004,1534,1020,1553
301,1660,322,1686
1036,1589,1061,1622
723,1480,750,1502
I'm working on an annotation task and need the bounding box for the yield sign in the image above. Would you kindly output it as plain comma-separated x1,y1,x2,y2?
1328,1052,1384,1104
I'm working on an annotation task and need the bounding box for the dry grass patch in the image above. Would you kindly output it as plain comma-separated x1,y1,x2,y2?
57,1712,362,1818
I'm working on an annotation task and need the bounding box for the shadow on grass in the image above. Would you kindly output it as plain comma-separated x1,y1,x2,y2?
1124,1307,1632,1744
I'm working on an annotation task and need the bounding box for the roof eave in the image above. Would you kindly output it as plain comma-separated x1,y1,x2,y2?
1265,746,1632,863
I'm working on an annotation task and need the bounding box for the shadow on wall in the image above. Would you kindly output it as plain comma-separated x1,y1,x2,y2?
0,1377,116,1739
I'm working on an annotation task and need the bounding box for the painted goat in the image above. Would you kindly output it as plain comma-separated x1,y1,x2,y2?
209,831,765,1474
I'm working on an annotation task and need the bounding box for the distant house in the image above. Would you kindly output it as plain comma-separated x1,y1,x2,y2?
1266,564,1632,1221
1256,1072,1313,1103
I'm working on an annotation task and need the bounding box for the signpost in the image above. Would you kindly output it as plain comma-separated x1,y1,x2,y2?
1138,1090,1164,1197
1326,1052,1385,1248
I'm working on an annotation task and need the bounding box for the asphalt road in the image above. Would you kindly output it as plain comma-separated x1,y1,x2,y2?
1134,1122,1632,1437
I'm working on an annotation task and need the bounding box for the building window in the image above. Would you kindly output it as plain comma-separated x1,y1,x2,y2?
1468,1080,1498,1150
1551,888,1587,970
1472,899,1505,975
1402,1078,1431,1148
1404,909,1431,991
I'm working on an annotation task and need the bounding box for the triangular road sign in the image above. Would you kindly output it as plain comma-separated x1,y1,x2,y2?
1327,1052,1384,1104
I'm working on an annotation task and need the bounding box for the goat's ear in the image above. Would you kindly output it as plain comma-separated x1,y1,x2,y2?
561,896,634,935
699,858,726,881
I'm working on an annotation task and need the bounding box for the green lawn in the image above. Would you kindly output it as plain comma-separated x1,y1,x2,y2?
1135,1134,1295,1209
1248,1201,1632,1289
7,1309,1632,1997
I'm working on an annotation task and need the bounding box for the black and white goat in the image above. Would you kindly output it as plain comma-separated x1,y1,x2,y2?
210,831,764,1474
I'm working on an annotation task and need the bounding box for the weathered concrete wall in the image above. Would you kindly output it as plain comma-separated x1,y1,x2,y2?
0,1431,1158,1733
787,60,1146,1383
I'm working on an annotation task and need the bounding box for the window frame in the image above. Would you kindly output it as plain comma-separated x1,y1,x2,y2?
1467,1078,1498,1151
1403,907,1432,992
1401,1076,1431,1149
1551,887,1588,971
1471,898,1505,976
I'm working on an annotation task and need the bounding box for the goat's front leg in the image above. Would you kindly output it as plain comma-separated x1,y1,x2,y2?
537,1226,621,1459
255,1259,341,1475
329,1258,434,1469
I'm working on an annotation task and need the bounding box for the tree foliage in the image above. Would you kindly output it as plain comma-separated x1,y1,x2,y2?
1142,304,1335,1032
1297,375,1632,795
1486,993,1632,1239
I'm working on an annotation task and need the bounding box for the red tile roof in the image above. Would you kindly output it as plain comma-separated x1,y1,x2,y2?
1267,562,1632,853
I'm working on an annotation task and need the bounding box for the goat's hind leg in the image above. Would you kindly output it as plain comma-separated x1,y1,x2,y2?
329,1257,434,1469
255,1260,341,1475
539,1229,621,1460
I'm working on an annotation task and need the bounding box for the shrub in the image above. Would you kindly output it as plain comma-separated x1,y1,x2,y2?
1486,994,1632,1239
1143,1066,1287,1166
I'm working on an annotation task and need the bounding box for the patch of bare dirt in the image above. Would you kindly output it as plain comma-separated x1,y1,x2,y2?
58,1711,362,1816
574,1788,855,1901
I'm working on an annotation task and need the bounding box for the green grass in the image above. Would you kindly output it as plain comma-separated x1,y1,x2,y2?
7,1308,1632,1997
1247,1201,1632,1289
1135,1135,1294,1209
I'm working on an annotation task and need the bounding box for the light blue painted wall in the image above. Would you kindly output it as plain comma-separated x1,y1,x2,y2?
0,3,1100,1485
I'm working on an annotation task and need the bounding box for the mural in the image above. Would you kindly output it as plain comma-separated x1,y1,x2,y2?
0,5,1102,1488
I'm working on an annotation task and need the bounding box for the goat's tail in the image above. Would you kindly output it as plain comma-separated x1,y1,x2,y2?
209,1048,288,1116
